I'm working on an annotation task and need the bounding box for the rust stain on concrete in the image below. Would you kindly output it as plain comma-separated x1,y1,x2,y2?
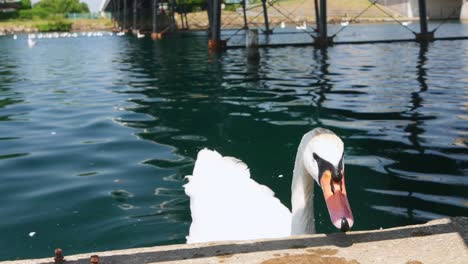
262,248,359,264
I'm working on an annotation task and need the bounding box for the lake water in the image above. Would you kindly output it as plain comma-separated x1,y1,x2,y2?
0,22,467,260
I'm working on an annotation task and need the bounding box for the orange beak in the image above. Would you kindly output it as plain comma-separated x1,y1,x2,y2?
320,170,354,232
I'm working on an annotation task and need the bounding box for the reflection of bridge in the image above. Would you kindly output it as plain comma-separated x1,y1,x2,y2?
101,0,468,50
377,0,468,19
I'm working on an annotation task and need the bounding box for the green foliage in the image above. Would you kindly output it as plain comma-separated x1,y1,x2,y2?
20,0,32,9
19,8,50,19
37,19,72,32
224,3,241,12
176,0,205,4
0,11,19,20
34,0,90,14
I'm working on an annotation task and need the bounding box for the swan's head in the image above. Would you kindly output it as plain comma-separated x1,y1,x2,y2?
303,130,354,232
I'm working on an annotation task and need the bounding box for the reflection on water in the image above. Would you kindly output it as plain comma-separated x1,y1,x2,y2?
0,24,467,260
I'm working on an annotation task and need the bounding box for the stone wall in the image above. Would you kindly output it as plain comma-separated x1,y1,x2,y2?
377,0,464,19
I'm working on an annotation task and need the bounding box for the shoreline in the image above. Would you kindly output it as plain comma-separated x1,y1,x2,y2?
0,18,114,34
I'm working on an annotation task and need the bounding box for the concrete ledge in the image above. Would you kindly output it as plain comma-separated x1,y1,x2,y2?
2,217,467,264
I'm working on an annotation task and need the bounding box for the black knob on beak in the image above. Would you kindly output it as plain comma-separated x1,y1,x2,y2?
340,217,350,232
332,168,342,182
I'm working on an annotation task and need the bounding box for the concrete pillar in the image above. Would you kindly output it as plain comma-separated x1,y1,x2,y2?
461,0,468,20
415,0,434,42
261,0,272,34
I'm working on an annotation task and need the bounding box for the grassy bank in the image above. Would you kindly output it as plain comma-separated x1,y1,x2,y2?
0,17,113,33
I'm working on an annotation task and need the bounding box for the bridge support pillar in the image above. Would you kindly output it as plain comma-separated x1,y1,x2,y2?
261,0,272,34
415,0,434,42
242,0,248,29
314,0,319,29
116,0,120,29
151,0,162,40
123,0,128,31
208,0,226,51
314,0,333,47
132,0,137,34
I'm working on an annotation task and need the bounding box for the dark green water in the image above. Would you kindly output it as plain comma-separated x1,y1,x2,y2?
0,23,467,260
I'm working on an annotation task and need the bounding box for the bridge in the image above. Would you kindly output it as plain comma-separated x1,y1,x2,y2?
0,0,21,12
100,0,468,49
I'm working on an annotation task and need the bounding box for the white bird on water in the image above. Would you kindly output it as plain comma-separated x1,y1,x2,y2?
296,21,307,30
137,31,145,38
341,21,350,27
184,127,354,243
27,36,36,48
280,21,286,29
402,21,411,26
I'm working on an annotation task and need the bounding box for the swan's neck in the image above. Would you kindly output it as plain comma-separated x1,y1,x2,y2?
291,133,315,235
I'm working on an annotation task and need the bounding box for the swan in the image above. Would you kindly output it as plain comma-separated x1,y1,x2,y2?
137,31,145,38
340,21,350,27
401,21,411,26
280,21,286,29
296,21,307,30
184,127,354,243
116,31,125,36
27,37,36,48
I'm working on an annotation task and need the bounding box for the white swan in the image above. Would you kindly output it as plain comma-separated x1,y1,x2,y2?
296,21,307,30
340,21,350,27
137,31,145,38
280,21,286,29
185,127,354,243
27,37,36,48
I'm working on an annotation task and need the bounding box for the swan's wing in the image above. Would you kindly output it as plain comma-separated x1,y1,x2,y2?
184,149,291,243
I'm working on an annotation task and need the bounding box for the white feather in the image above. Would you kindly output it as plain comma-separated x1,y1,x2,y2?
184,149,291,243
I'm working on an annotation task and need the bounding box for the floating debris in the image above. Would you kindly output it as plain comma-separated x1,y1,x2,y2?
110,189,134,202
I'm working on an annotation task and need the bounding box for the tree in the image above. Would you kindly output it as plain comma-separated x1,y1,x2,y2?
34,0,89,14
20,0,32,9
